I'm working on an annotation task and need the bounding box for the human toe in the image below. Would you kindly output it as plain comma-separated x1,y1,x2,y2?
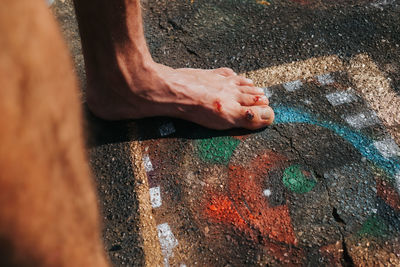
238,94,269,106
231,76,254,86
240,86,265,95
239,106,274,129
213,67,237,77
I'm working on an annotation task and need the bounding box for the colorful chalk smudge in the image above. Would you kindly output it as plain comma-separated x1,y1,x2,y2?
273,105,400,179
197,136,240,165
282,164,316,193
196,104,400,264
198,105,400,180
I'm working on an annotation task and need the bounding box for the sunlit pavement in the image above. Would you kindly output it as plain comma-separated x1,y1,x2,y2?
53,0,400,266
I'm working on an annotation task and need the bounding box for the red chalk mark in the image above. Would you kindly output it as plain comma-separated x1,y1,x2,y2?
377,178,400,211
208,205,218,211
202,151,303,264
245,110,255,120
229,162,297,245
214,100,222,112
206,194,247,229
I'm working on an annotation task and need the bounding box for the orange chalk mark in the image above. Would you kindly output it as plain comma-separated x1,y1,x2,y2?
256,0,271,5
206,194,247,229
202,151,304,264
229,163,297,245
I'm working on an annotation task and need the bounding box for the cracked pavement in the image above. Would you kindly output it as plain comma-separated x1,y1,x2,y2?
52,0,400,266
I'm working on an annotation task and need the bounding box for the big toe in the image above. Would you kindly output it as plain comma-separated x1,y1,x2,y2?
238,106,274,130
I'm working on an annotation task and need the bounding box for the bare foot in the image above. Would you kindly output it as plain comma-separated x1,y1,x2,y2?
87,61,274,130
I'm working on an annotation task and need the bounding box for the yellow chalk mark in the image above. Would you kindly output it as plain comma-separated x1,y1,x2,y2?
130,142,164,267
257,0,271,5
245,55,343,87
347,54,400,145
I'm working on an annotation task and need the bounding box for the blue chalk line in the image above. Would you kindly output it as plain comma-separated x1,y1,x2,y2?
273,105,400,178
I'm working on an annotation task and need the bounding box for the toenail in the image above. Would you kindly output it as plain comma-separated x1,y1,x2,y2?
261,108,272,120
245,78,254,84
245,110,255,120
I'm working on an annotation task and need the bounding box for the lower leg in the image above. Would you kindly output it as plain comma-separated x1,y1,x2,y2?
0,1,108,266
73,0,274,130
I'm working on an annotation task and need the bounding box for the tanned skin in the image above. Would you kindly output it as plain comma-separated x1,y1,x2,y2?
73,0,274,130
0,0,274,265
0,1,108,266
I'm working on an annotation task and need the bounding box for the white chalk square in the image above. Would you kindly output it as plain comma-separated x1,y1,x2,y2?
157,223,178,255
317,73,335,85
262,87,273,98
374,138,400,158
343,111,380,129
149,186,162,208
326,90,357,106
143,154,154,172
283,80,303,92
395,171,400,193
263,189,272,197
160,122,176,136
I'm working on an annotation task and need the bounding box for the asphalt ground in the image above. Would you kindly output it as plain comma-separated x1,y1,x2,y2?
52,0,400,266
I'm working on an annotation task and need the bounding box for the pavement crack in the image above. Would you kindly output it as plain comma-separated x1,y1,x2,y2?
273,126,301,157
332,207,346,225
173,35,200,58
184,46,200,57
273,126,305,161
319,173,354,267
341,237,355,267
167,18,184,31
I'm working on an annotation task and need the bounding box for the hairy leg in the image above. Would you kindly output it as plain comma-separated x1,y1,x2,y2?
0,1,108,266
73,0,274,130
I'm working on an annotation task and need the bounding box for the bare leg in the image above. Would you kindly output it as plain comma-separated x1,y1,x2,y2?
73,0,274,130
0,1,108,266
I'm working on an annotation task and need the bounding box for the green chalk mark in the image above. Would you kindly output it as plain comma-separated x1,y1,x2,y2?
358,215,388,237
197,137,240,165
282,164,316,194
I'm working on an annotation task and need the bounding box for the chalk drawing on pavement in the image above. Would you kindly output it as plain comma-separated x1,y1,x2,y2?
283,80,303,92
374,138,400,159
142,153,182,266
282,164,317,194
150,186,162,208
342,110,381,129
157,223,179,266
143,154,154,172
189,72,400,264
316,73,335,85
142,71,400,265
326,90,357,106
262,87,273,98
